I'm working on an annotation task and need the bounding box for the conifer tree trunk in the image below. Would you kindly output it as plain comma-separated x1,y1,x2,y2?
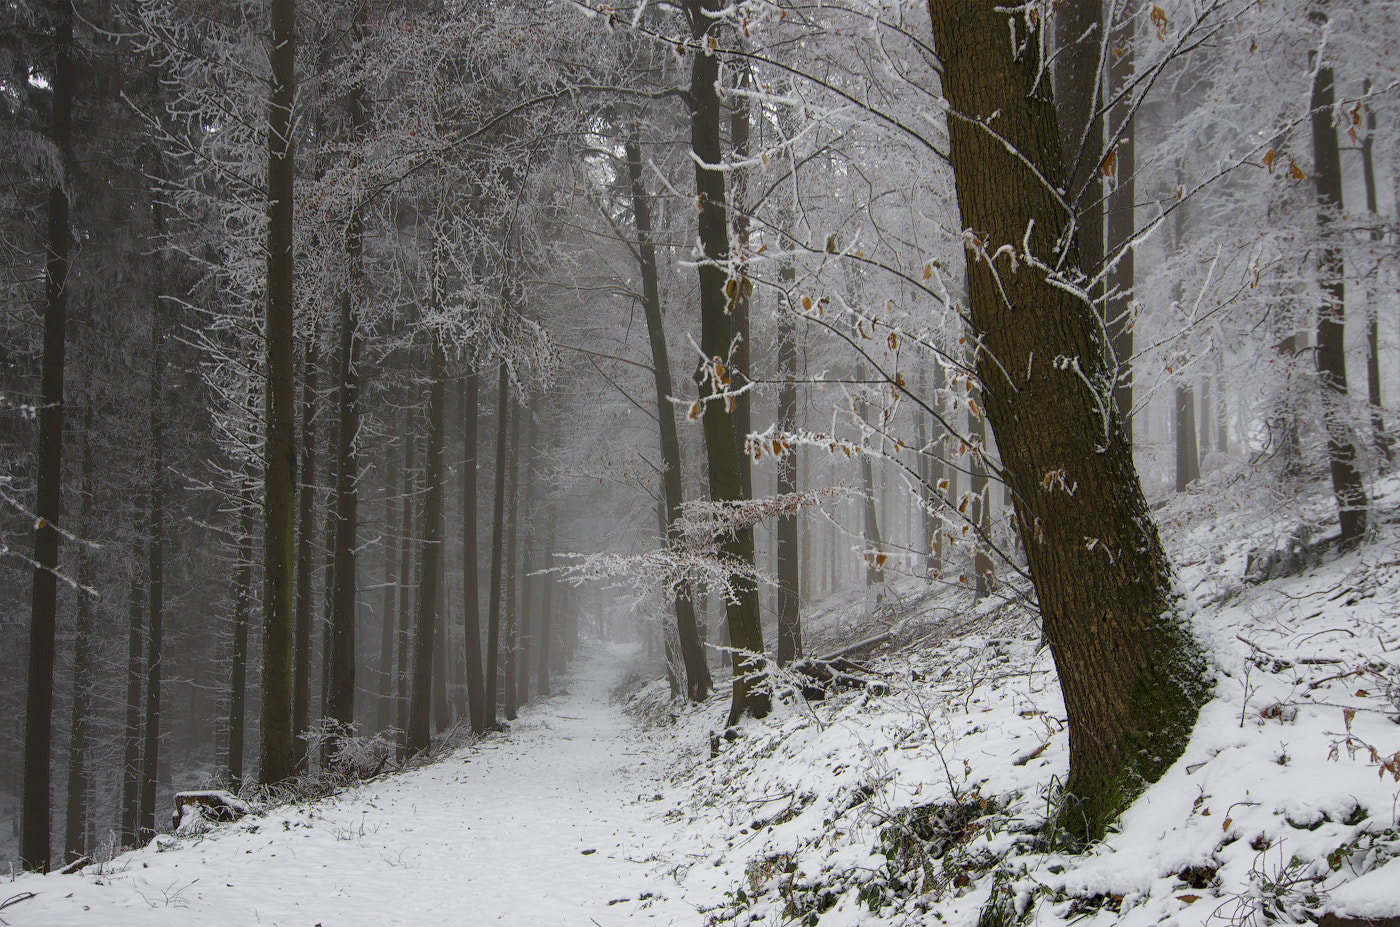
1309,45,1367,546
227,498,255,787
537,515,556,697
502,402,521,723
686,0,768,726
377,465,399,733
21,0,75,872
258,0,298,786
461,370,486,732
1175,385,1199,491
120,575,143,847
326,215,363,748
625,127,711,700
63,406,95,864
775,282,801,666
485,364,510,729
139,214,167,842
293,339,317,771
928,1,1211,844
1360,81,1391,464
406,340,446,755
517,409,538,709
394,411,415,748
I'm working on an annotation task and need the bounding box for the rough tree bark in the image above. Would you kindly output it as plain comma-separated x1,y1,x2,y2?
928,1,1211,844
21,0,75,872
258,0,298,786
685,0,769,726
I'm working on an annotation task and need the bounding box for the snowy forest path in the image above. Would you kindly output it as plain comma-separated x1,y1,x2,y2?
10,645,700,926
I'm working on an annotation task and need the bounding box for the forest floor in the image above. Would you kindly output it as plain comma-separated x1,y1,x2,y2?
8,472,1400,927
2,648,707,925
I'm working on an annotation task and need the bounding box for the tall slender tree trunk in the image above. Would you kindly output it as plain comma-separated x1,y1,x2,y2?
21,0,75,872
394,409,416,748
120,575,143,847
775,282,801,666
258,0,299,786
326,213,363,750
624,126,711,700
516,408,538,710
1309,44,1367,547
228,498,255,787
485,364,510,729
928,0,1211,844
686,0,768,726
461,371,486,732
1175,385,1199,491
536,515,556,697
406,340,447,755
292,339,317,771
139,212,167,843
377,465,398,732
63,406,95,864
1198,377,1212,457
1360,80,1391,464
502,402,521,723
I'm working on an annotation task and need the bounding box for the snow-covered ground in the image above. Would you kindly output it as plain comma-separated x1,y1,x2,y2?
3,647,701,925
7,475,1400,927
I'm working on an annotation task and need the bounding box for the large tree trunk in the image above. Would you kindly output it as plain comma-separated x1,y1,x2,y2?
258,0,298,786
624,126,711,700
928,1,1211,844
1309,50,1367,546
63,406,95,864
1053,0,1107,358
461,371,486,732
21,0,75,872
406,339,447,755
685,0,768,726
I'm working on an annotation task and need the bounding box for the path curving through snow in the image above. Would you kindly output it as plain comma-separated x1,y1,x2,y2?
9,646,702,926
